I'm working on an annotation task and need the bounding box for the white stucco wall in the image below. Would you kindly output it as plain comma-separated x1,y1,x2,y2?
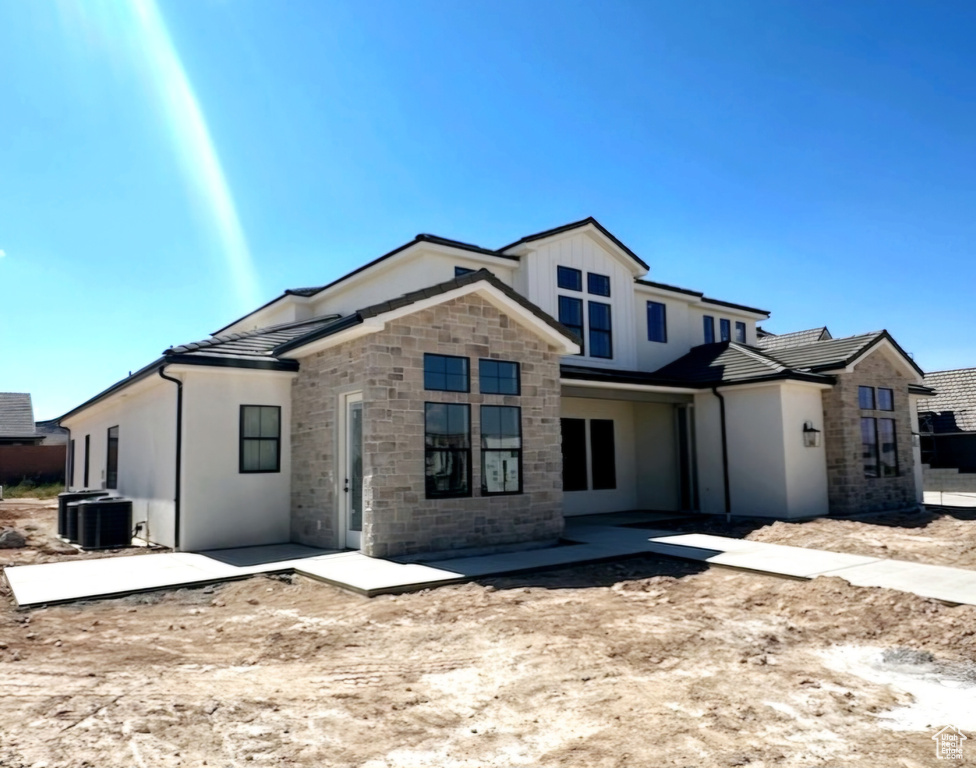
177,367,295,551
780,383,829,518
695,382,829,519
634,402,681,511
561,397,638,515
61,374,178,548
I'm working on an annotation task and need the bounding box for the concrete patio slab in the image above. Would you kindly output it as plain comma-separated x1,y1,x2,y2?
830,559,976,604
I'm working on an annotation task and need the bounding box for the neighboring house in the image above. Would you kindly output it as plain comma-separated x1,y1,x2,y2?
0,393,66,485
58,218,931,556
917,368,976,485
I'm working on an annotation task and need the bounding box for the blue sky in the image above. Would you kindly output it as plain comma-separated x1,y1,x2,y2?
2,1,975,419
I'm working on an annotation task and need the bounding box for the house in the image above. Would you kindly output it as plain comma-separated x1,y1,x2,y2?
0,393,66,486
57,218,932,556
917,367,976,492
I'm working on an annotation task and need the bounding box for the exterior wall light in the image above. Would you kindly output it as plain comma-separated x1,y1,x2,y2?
803,421,822,448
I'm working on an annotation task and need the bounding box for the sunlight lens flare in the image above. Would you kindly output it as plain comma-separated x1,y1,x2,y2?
70,0,261,309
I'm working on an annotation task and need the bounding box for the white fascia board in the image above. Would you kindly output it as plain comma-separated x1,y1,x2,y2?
506,224,648,278
282,282,579,359
827,338,923,383
692,300,769,320
633,282,702,303
559,378,697,395
714,379,834,394
162,363,298,380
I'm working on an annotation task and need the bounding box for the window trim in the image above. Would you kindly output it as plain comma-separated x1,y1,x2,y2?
239,404,282,474
423,353,471,393
588,301,613,359
106,425,119,490
647,301,668,343
557,265,583,292
424,402,472,499
703,315,715,344
478,358,521,396
480,405,523,496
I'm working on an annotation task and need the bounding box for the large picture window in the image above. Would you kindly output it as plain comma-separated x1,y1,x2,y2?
424,354,469,392
479,359,520,395
561,418,588,492
425,403,471,498
647,301,667,343
861,417,879,478
878,417,898,477
481,405,522,495
240,405,281,473
589,302,613,359
558,296,584,354
106,426,119,490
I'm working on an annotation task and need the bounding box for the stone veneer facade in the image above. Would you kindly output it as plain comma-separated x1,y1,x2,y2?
821,349,918,515
290,293,565,557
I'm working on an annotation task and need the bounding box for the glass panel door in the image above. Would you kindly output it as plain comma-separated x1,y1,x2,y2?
344,395,363,549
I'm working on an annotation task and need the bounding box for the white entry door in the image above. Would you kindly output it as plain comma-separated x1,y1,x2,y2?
342,393,364,549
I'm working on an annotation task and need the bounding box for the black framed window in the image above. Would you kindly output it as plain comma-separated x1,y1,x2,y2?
481,405,522,495
557,266,582,291
558,296,584,354
859,386,875,410
647,301,667,343
720,318,731,342
106,426,119,490
587,272,610,296
878,417,898,477
561,418,588,492
479,359,520,395
735,322,746,343
455,266,475,277
591,419,617,490
703,316,715,344
878,388,894,411
69,439,75,487
84,434,90,487
240,405,281,473
424,353,469,392
425,403,471,498
588,302,613,359
861,417,879,478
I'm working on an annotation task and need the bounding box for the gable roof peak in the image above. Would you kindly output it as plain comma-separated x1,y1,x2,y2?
498,217,650,272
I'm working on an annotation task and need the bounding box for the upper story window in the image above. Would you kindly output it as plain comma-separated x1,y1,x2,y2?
588,302,613,359
479,359,520,395
587,273,611,297
720,319,731,342
557,266,582,291
558,296,584,355
424,353,469,392
425,403,471,498
106,426,119,489
877,388,894,411
858,386,876,410
455,266,475,277
647,301,667,343
703,316,715,344
735,321,746,344
240,405,281,473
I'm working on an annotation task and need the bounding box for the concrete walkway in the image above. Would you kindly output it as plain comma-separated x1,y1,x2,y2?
5,518,976,607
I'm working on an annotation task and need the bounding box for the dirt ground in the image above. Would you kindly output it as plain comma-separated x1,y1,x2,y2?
1,500,975,767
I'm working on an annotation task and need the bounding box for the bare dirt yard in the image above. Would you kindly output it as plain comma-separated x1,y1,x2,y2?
1,499,975,767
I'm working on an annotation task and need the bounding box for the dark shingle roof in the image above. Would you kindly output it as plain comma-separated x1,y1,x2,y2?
652,343,833,387
0,393,37,438
166,316,342,362
918,368,976,433
764,333,886,372
757,327,832,351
